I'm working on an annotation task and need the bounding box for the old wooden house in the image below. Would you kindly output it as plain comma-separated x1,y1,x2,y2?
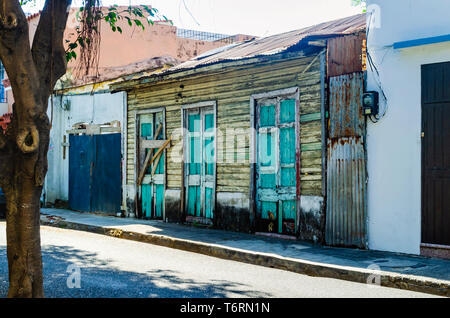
112,14,367,244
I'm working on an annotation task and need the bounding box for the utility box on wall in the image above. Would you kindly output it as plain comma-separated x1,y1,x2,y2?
362,91,379,116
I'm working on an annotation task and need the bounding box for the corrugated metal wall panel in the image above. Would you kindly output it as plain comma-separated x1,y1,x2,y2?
326,71,367,248
325,137,367,248
327,34,365,78
329,72,365,138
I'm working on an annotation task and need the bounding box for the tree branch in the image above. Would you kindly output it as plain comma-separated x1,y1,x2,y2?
0,0,41,154
31,0,72,106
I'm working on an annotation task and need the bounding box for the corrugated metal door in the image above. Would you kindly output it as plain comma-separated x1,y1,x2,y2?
325,72,367,248
326,137,367,247
421,62,450,246
256,98,298,235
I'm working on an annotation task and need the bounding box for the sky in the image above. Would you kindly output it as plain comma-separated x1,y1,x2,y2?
23,0,363,37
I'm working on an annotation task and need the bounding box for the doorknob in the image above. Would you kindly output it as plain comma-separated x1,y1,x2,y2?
421,132,425,138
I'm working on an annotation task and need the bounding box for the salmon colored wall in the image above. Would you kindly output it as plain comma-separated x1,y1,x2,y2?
4,7,254,110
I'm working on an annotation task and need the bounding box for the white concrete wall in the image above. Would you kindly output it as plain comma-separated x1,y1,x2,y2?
366,0,450,254
45,91,125,205
0,103,8,114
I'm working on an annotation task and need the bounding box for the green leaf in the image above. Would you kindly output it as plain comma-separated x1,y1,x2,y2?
77,37,85,48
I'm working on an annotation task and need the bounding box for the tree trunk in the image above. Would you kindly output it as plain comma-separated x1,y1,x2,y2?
5,177,45,298
2,111,49,297
0,0,72,298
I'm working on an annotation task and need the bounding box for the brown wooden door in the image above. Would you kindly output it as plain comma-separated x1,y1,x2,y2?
421,61,450,246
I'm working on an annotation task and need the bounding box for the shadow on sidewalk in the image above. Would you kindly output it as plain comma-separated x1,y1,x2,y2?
40,209,450,283
0,244,271,298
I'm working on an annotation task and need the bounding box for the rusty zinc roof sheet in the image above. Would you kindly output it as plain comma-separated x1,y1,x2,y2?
171,13,366,72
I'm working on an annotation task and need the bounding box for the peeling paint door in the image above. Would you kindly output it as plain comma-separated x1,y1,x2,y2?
256,98,298,235
184,106,216,222
139,112,164,219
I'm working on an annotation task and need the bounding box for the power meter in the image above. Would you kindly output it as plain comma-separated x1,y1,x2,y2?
362,91,379,116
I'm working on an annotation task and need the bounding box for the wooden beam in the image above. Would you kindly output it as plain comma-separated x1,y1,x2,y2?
66,126,121,135
151,150,163,176
149,123,164,175
154,124,163,140
308,40,327,47
140,139,168,149
137,136,172,186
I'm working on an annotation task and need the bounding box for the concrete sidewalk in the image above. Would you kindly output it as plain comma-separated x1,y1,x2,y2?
40,208,450,297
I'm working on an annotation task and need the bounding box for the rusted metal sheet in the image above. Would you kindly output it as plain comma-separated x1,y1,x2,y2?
325,137,367,248
109,13,365,87
327,34,365,77
329,72,365,139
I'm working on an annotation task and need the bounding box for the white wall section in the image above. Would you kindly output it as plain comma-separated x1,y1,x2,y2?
45,92,125,205
366,0,450,254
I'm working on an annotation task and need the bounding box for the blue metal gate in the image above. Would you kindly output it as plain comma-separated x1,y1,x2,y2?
69,133,121,215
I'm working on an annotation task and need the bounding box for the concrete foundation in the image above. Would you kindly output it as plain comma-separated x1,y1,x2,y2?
165,189,182,223
298,196,325,243
215,192,251,233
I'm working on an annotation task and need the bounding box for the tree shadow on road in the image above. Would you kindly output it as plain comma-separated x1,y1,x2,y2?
0,245,272,298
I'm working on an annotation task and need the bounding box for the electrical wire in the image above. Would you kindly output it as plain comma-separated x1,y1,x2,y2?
182,0,200,26
366,9,388,123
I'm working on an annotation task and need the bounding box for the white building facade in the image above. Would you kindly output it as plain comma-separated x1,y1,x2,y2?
366,0,450,255
44,90,126,208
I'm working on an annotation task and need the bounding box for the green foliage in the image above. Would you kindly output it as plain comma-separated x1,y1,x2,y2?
18,2,169,63
351,0,367,13
351,0,366,6
19,0,37,5
65,4,170,62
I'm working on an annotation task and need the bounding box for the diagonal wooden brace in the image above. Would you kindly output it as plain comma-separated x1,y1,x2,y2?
137,135,172,186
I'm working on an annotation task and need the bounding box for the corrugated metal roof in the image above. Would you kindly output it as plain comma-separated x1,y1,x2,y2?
110,13,366,91
171,13,366,72
68,56,180,87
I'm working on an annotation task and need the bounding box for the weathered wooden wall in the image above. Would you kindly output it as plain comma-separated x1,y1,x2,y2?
125,53,324,200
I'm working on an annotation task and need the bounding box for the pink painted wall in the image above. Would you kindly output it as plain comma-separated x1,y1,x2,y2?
4,7,254,111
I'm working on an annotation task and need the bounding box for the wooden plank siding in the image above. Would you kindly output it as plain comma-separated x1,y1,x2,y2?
125,53,324,197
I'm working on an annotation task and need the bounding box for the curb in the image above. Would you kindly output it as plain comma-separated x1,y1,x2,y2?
40,218,450,297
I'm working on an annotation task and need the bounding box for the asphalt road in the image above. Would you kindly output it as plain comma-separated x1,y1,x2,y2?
0,223,440,298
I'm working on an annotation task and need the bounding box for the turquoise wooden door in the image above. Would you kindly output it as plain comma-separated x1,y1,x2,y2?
139,112,165,219
185,106,216,222
256,98,298,235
